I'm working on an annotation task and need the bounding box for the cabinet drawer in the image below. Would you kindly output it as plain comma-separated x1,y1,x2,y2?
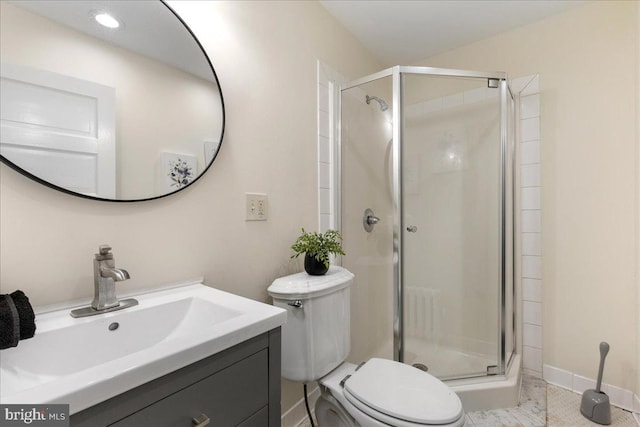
111,350,268,427
238,407,268,427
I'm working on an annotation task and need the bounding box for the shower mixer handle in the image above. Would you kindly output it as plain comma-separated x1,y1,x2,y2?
363,208,380,232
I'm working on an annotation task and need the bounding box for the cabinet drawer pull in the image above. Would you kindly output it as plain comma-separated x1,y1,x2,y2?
192,414,210,426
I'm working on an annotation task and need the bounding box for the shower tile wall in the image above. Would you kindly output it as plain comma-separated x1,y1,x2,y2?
513,74,542,378
316,61,345,233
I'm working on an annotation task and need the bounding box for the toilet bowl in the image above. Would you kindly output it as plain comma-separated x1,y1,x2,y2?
316,360,465,427
268,267,465,427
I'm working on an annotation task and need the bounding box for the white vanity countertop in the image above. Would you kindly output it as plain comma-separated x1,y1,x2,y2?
0,283,286,414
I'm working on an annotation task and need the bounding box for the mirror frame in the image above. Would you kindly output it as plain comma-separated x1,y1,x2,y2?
0,0,225,202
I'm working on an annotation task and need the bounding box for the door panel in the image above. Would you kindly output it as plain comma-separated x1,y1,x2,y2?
1,63,115,197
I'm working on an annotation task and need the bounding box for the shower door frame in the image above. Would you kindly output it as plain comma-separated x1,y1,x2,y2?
339,65,516,380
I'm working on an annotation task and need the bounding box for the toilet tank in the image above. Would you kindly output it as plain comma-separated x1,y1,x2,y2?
267,266,353,383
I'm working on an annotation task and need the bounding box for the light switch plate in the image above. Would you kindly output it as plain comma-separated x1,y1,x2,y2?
246,193,267,221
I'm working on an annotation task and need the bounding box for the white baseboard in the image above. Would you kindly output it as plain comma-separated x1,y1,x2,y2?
543,364,639,413
281,385,321,427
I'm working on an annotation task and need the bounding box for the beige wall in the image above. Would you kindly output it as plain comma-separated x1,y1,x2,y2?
0,0,381,414
418,1,638,392
636,0,640,399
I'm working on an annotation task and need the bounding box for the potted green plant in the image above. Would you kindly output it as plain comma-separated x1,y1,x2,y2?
291,228,346,275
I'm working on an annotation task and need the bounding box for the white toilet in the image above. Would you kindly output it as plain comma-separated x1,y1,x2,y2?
268,266,466,427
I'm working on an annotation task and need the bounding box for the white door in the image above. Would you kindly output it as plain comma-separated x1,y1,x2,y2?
0,62,116,198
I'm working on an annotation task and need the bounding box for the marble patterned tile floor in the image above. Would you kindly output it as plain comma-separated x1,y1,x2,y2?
466,375,547,427
465,375,638,427
296,375,639,426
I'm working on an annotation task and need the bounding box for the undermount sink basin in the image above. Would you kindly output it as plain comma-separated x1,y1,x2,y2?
0,283,286,414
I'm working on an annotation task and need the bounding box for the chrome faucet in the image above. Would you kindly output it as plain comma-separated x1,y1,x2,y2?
92,245,130,310
70,245,138,318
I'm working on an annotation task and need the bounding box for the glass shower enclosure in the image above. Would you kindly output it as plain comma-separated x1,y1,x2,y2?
339,66,515,382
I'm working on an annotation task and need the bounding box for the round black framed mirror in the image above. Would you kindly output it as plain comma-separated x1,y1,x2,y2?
0,0,225,201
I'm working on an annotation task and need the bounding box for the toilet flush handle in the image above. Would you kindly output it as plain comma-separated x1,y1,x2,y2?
288,300,303,309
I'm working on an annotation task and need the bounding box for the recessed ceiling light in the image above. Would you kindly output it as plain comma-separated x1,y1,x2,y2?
95,13,120,29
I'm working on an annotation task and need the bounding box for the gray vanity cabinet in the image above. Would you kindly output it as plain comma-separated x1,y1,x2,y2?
71,329,281,427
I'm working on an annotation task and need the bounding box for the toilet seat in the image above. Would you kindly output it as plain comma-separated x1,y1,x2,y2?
320,359,465,427
343,389,462,427
343,358,464,426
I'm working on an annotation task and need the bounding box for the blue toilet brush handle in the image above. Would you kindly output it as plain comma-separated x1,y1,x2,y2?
595,342,609,393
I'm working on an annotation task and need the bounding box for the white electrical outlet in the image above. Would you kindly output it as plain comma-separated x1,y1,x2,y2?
246,193,268,221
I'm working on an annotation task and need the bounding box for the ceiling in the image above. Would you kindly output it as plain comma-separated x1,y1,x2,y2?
319,0,586,67
11,1,586,78
9,1,215,82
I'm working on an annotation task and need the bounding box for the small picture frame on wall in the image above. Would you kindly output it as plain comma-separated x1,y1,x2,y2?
161,152,197,191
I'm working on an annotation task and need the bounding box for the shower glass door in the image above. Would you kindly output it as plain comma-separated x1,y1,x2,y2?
339,66,515,382
400,72,504,380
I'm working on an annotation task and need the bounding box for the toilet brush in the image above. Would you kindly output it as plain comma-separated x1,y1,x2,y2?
580,342,611,425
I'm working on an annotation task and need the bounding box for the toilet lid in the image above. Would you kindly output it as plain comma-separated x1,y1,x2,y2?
343,358,463,425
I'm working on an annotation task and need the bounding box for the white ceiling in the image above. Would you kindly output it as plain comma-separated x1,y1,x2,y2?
11,1,586,79
9,1,215,82
319,0,586,67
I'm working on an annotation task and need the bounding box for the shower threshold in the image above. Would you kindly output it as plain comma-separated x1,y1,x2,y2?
448,353,521,412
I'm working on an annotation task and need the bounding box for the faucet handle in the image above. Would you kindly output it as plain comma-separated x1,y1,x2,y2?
96,244,114,260
99,245,112,254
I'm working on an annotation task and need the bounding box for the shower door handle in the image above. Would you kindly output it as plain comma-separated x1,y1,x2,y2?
406,225,418,233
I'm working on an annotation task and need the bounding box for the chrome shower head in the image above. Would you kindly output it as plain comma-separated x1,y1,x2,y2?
366,95,388,111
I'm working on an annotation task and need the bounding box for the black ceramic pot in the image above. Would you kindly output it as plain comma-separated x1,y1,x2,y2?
304,253,328,275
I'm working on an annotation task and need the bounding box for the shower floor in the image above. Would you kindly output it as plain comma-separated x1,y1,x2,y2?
371,337,496,380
